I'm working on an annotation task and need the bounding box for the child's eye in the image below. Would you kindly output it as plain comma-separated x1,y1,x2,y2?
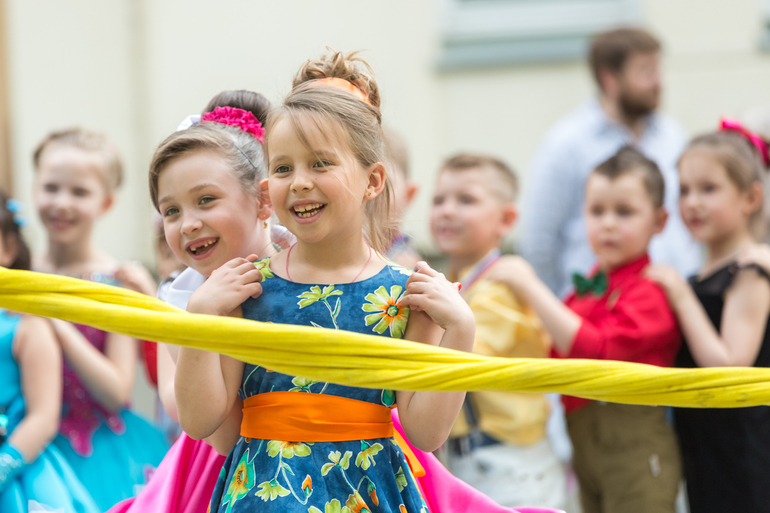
432,195,445,206
274,165,291,174
73,188,90,197
163,206,179,217
313,160,333,169
703,184,716,193
458,195,476,205
43,183,58,193
680,186,689,196
590,206,603,216
199,196,215,205
617,207,633,217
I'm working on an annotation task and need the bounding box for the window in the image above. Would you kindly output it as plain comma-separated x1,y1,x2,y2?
439,0,642,69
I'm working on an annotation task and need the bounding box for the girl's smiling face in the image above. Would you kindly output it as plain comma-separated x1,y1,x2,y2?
33,145,114,246
266,116,378,247
157,149,271,277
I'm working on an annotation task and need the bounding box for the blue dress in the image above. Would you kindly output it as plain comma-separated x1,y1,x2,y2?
0,309,99,513
50,272,169,511
210,259,429,513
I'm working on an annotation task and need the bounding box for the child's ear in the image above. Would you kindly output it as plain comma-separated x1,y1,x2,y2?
653,207,669,234
403,181,420,209
100,193,115,215
745,182,763,217
257,179,273,219
365,162,387,199
501,203,518,232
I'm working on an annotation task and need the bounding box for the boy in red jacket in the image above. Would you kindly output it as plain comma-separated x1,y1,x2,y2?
490,146,682,513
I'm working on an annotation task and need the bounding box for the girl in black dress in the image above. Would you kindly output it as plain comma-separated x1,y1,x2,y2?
648,122,770,513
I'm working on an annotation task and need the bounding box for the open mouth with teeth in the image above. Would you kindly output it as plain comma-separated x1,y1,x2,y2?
292,203,326,219
187,238,219,256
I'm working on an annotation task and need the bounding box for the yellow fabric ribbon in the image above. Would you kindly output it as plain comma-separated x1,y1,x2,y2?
1,267,769,408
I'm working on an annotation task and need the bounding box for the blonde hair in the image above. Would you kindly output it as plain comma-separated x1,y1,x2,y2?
440,153,519,202
33,127,123,192
682,131,769,236
149,123,267,211
264,49,394,255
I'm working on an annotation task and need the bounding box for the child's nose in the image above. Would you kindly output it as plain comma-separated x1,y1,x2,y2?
290,167,314,192
180,214,203,235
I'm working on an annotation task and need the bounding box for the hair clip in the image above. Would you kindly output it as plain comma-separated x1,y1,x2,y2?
201,107,265,143
307,77,372,106
5,199,26,227
720,117,770,167
176,114,201,132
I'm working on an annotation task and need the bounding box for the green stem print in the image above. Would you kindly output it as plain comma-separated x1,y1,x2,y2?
298,285,343,330
256,441,314,504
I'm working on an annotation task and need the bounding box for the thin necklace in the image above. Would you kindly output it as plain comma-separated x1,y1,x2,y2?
285,244,373,283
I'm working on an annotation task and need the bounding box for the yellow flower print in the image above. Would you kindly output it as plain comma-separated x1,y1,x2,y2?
355,441,383,470
267,440,313,459
255,479,290,501
253,259,274,280
362,285,409,338
345,491,372,513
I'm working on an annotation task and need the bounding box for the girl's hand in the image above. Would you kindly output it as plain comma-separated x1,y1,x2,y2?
645,264,688,307
115,262,157,296
400,262,474,333
486,255,538,296
187,255,263,316
737,244,770,275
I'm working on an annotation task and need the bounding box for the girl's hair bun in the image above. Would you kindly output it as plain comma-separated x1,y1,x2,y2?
293,48,380,110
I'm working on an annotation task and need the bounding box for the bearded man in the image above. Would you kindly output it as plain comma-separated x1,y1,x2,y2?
520,28,701,296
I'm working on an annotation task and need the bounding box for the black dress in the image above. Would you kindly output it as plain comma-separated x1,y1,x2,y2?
675,263,770,513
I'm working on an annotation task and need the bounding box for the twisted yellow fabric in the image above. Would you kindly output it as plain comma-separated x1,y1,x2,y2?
1,267,769,408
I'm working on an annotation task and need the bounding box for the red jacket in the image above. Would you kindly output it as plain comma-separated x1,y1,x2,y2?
556,254,681,413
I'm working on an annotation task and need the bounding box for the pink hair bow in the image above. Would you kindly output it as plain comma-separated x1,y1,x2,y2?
720,117,770,166
201,106,265,143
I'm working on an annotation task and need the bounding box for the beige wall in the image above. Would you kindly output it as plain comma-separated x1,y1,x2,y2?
5,0,770,264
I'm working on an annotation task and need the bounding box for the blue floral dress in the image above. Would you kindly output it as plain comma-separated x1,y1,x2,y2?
209,259,428,513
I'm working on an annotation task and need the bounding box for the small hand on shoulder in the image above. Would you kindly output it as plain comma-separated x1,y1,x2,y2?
485,254,538,296
645,264,689,306
187,254,264,316
399,261,474,341
114,261,157,296
737,243,770,276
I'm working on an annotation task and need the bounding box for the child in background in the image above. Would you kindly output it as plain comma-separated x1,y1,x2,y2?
647,121,770,513
110,90,274,513
32,128,168,509
0,190,99,513
383,127,421,269
431,154,566,509
490,147,682,513
175,50,475,513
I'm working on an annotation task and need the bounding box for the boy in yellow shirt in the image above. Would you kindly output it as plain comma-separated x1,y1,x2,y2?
430,154,566,509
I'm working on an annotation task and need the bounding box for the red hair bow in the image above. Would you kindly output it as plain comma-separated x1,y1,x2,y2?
202,106,265,143
720,117,770,167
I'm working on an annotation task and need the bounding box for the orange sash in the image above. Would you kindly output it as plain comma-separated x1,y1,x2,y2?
241,391,425,477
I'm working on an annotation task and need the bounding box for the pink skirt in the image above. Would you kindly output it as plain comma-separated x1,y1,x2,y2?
108,433,224,513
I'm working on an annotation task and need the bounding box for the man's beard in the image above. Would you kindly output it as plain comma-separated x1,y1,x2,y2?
618,87,659,122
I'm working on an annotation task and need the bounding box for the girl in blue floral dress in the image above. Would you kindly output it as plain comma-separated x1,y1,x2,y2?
174,50,476,513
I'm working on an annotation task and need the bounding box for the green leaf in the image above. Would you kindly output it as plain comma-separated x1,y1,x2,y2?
309,507,323,513
381,389,396,407
280,462,294,475
339,450,352,470
395,467,408,492
321,462,335,476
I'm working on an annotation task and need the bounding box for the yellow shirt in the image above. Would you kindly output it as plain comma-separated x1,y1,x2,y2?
450,264,551,447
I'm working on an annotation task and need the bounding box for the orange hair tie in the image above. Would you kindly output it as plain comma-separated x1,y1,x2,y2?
307,77,372,105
